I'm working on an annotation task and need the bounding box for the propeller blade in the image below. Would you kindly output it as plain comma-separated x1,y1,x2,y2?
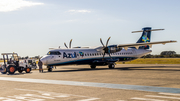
100,38,105,47
69,39,72,48
108,53,112,59
106,37,111,47
100,37,112,60
102,52,105,60
64,43,68,48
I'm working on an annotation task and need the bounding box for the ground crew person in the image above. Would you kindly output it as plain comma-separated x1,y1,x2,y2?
38,59,43,72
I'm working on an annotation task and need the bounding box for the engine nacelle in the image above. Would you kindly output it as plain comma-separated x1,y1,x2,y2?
108,45,122,53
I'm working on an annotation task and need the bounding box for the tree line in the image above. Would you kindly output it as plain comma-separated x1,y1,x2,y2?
142,51,180,58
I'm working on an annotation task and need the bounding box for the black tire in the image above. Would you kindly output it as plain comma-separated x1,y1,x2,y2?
48,68,52,72
25,68,31,73
18,67,24,73
1,68,7,74
108,64,115,69
8,66,16,74
90,65,96,69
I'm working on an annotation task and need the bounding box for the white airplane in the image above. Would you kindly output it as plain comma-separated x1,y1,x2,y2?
40,27,177,72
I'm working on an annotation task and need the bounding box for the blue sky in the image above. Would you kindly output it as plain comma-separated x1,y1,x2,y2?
0,0,179,57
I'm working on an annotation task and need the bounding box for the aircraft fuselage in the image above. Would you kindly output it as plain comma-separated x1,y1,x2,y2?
41,48,151,66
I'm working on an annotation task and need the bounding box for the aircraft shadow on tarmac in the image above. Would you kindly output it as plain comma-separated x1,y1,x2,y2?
44,66,180,73
47,68,110,73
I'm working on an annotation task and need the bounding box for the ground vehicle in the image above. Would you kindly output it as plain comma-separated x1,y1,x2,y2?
19,59,37,69
0,53,31,74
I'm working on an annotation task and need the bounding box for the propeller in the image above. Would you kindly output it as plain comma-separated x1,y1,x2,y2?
64,39,72,49
100,37,112,60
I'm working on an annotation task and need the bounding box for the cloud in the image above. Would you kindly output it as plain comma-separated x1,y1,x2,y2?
0,0,44,12
68,10,91,13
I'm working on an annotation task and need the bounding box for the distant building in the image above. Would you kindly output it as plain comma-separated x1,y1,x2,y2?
160,51,176,55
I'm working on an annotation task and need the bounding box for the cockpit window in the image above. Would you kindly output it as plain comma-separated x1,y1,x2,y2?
47,51,61,55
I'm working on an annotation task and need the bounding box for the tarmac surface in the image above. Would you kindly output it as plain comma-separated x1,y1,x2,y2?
0,64,180,101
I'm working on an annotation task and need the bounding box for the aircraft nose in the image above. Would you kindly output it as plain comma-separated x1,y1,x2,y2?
40,56,48,65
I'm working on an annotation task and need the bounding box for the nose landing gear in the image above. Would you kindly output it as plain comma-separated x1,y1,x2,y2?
47,66,53,72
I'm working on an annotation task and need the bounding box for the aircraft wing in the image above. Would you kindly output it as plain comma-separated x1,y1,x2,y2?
117,40,177,50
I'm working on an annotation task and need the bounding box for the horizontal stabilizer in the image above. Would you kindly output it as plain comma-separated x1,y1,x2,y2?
132,29,164,33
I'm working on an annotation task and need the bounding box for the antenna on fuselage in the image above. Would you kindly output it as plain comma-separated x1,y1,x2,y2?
64,39,73,49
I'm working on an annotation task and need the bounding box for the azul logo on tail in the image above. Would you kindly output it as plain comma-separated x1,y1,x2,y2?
142,35,150,42
137,27,151,43
136,27,152,49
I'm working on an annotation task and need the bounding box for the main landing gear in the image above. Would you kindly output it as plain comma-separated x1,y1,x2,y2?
108,64,115,69
90,63,115,69
90,65,96,69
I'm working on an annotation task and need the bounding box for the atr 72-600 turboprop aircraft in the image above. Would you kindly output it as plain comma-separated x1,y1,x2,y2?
40,27,177,72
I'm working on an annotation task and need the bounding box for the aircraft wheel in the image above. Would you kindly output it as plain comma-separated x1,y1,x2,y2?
8,66,16,74
1,68,7,74
25,68,31,73
48,68,52,72
108,64,115,69
90,65,96,69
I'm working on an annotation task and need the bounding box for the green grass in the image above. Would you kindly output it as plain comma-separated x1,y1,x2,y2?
116,58,180,64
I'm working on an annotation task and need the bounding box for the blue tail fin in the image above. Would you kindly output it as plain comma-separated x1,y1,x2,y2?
136,27,151,49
